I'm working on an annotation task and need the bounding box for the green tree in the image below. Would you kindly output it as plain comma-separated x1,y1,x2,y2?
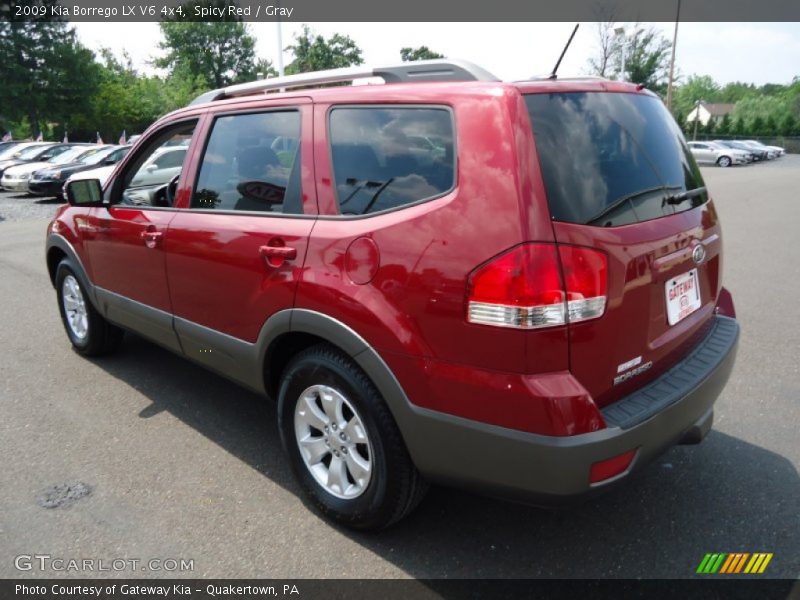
717,114,731,135
703,119,716,136
623,26,672,94
0,8,100,137
156,3,275,89
673,110,686,133
672,75,720,121
732,95,790,126
732,116,746,136
750,116,765,136
718,81,756,103
400,46,444,62
763,115,778,136
780,113,798,136
285,25,363,74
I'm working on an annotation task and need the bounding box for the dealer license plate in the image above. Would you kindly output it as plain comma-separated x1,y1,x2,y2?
666,269,702,326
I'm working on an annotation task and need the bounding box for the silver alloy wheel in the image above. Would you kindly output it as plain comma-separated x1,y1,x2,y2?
294,384,373,499
718,156,731,167
62,274,88,341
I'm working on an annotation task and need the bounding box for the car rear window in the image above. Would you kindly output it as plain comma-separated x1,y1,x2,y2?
329,107,454,216
525,92,707,227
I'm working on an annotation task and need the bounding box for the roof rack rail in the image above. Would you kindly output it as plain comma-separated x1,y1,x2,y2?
522,75,610,82
190,59,500,105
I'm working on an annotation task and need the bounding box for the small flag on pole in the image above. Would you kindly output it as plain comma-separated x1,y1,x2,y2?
96,131,104,144
118,130,127,145
36,131,43,142
1,132,11,142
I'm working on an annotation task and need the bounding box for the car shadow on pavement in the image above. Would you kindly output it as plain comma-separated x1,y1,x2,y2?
93,332,800,580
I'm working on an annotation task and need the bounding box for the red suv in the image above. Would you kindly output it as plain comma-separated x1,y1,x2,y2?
47,60,739,529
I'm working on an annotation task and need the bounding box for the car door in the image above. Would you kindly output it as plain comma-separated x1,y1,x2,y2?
165,100,316,386
82,117,203,352
691,143,709,163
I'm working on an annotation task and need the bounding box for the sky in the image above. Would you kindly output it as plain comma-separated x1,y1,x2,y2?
72,21,800,86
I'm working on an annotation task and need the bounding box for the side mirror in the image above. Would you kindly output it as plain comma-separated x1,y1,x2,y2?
65,179,104,207
102,158,116,166
145,164,158,172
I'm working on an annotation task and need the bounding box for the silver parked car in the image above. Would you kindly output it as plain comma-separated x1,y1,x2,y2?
743,140,784,158
687,141,749,167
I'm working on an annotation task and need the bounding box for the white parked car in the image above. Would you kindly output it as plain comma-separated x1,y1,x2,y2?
63,164,119,198
687,141,749,167
1,146,98,192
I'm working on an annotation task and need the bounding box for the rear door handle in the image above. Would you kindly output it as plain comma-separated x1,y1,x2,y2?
259,244,297,268
140,229,163,248
259,245,297,260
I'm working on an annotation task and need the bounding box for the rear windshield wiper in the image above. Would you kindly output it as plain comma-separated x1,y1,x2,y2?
664,186,707,205
587,185,681,225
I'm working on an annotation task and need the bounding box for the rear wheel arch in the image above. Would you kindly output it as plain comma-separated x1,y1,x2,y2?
260,310,418,448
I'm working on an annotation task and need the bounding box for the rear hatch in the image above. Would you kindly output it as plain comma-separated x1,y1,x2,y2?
524,89,721,407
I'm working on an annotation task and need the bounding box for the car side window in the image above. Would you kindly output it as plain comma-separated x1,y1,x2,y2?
40,146,66,161
191,111,302,214
115,122,196,208
328,107,455,216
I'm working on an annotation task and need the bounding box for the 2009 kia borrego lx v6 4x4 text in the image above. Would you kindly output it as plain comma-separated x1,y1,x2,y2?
47,60,739,530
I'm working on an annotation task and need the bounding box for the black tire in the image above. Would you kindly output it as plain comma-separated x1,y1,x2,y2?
277,344,427,530
717,155,732,168
55,259,124,356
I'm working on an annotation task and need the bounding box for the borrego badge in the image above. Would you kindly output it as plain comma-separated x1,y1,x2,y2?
692,244,706,265
613,360,653,386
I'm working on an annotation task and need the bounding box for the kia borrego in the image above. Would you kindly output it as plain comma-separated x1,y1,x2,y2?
49,60,739,529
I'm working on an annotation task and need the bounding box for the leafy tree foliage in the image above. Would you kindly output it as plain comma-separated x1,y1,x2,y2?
0,6,99,137
671,75,720,119
285,25,363,74
587,22,671,93
400,46,444,62
623,27,672,94
716,114,731,135
156,2,276,88
781,114,798,136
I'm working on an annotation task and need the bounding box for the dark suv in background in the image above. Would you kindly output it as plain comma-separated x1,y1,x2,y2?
49,60,739,529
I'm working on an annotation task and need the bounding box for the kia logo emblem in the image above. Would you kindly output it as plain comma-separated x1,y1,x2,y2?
692,244,706,265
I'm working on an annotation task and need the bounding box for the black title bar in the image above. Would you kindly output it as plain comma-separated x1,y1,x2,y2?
2,0,800,22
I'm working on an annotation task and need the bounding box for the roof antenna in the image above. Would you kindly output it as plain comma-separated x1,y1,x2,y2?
549,23,580,80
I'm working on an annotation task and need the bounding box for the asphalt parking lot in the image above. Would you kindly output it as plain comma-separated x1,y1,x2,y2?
0,157,798,580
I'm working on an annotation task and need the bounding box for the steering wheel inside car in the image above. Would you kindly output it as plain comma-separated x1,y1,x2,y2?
165,173,180,206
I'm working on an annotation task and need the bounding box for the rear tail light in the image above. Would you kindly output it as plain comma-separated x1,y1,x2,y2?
466,243,607,330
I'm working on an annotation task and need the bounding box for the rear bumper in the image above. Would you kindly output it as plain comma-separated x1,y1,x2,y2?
402,315,739,503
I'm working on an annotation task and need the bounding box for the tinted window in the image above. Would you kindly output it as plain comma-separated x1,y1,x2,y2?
117,121,197,207
192,111,302,214
525,92,706,227
329,107,454,215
